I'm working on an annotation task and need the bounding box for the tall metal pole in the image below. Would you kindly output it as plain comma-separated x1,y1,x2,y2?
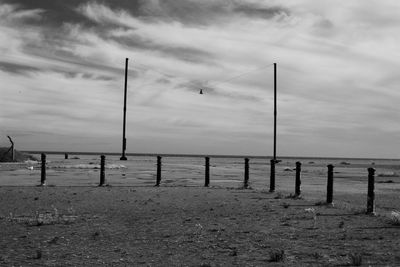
269,63,277,192
120,58,128,160
273,62,277,162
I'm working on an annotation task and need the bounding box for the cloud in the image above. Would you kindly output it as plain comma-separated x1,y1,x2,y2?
0,61,41,75
1,0,99,27
0,2,43,23
1,1,400,157
233,2,289,19
137,0,288,25
109,33,215,64
76,2,219,66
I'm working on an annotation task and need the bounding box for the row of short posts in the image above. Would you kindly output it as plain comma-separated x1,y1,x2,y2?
39,154,154,187
296,163,375,214
38,154,377,213
39,155,255,189
39,153,108,187
154,156,250,188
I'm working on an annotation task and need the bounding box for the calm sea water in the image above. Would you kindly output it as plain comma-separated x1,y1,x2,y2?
1,154,399,212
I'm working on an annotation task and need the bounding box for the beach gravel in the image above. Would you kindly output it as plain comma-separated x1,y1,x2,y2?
0,186,399,266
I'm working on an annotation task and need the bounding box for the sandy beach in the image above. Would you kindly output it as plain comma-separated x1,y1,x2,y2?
0,185,399,266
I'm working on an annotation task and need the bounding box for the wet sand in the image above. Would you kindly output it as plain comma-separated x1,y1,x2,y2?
1,155,399,215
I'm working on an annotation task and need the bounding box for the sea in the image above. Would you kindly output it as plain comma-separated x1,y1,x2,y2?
1,153,399,213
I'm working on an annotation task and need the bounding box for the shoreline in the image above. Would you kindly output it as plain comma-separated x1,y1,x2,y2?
21,151,400,161
1,154,399,217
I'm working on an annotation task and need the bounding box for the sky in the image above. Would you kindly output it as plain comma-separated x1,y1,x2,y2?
0,0,399,158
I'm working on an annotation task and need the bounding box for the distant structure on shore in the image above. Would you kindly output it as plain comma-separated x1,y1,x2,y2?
0,136,37,162
0,147,36,162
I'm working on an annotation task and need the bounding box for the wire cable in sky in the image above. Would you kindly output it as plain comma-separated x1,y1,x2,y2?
132,62,275,90
135,63,176,78
207,63,274,88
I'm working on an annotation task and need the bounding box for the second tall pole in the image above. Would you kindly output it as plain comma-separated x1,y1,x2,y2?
120,58,129,160
270,62,277,192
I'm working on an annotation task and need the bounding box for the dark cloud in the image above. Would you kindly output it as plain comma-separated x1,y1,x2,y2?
0,56,121,82
63,71,116,81
3,0,141,27
21,38,140,78
112,34,215,64
138,0,289,25
4,0,289,27
2,1,218,67
2,1,284,69
312,18,334,36
0,61,41,75
2,0,90,26
233,3,289,19
138,0,230,26
158,46,215,64
315,18,334,29
156,78,171,84
93,74,116,81
1,0,138,27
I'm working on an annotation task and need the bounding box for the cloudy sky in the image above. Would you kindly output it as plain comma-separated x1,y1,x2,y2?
0,0,399,158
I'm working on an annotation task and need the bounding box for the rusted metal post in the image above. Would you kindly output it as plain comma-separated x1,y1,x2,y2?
367,168,375,214
326,164,334,204
269,63,278,192
205,157,210,187
244,158,249,188
99,155,106,186
120,58,129,161
40,153,46,186
295,161,301,196
155,156,162,186
269,159,275,192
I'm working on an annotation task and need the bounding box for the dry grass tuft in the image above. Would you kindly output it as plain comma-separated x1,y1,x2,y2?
33,250,42,260
269,249,285,262
315,201,326,206
285,193,303,199
349,252,362,266
389,211,400,225
7,206,77,226
274,193,284,199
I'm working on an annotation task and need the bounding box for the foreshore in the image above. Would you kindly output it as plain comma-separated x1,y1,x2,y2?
0,185,399,266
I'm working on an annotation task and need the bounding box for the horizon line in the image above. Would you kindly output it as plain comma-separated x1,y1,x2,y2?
20,150,399,161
